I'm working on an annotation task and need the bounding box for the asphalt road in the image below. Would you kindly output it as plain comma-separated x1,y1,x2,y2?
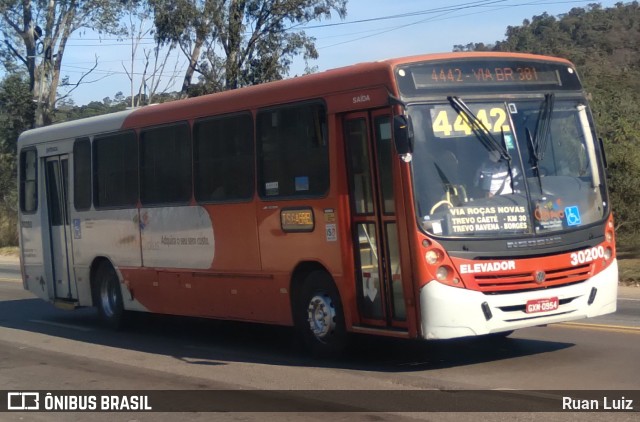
0,257,639,421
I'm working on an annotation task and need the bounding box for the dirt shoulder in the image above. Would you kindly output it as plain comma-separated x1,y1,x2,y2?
618,257,640,287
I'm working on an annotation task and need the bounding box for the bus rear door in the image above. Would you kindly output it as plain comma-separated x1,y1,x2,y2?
344,110,408,329
44,154,78,303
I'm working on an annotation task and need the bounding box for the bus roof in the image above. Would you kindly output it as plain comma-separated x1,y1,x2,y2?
123,52,573,129
18,108,135,146
18,52,574,146
379,51,573,68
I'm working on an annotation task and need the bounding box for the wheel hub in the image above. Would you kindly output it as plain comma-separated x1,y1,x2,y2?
307,294,336,339
100,279,118,318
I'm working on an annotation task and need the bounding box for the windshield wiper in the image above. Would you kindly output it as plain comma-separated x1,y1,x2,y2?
447,96,511,162
533,93,555,162
526,93,555,191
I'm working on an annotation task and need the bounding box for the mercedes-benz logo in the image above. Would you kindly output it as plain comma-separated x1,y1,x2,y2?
534,270,546,284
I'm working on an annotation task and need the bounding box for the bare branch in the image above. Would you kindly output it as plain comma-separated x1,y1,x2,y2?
146,42,178,103
3,40,27,65
136,49,151,105
54,55,104,106
121,60,132,81
2,12,24,35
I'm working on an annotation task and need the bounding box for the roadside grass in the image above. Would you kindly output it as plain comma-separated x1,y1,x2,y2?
0,212,17,249
619,260,640,286
617,234,640,286
0,246,18,256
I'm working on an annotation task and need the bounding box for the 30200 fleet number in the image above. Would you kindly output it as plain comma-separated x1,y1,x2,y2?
570,246,605,265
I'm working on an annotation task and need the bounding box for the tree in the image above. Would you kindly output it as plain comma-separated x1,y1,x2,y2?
151,0,347,96
0,73,35,246
0,0,129,126
121,1,181,107
453,42,493,52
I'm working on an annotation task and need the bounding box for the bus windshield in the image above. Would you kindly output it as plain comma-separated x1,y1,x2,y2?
410,98,607,238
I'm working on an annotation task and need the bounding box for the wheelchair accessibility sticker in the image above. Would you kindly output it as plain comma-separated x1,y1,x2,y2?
565,206,582,226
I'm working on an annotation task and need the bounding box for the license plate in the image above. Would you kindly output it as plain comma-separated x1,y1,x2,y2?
525,297,559,314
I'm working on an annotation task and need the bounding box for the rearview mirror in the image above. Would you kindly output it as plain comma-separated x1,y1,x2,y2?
393,115,414,156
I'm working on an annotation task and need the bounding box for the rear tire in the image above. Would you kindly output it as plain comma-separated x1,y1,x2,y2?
294,271,348,357
94,262,126,329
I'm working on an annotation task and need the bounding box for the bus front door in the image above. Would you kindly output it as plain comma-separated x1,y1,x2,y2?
344,110,407,329
44,155,77,302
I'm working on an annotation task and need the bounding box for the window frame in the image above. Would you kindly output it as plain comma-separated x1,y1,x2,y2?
19,147,38,214
92,130,139,210
193,111,255,204
256,99,329,200
139,121,193,206
73,137,92,211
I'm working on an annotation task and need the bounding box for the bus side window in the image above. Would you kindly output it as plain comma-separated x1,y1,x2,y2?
256,101,328,198
93,131,138,209
20,149,38,213
193,113,254,203
140,122,191,205
73,137,92,211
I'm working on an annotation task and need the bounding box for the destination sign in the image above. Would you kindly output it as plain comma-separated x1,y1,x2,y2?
396,59,582,96
414,65,560,88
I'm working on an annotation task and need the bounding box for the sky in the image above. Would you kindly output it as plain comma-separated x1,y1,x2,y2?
58,0,624,106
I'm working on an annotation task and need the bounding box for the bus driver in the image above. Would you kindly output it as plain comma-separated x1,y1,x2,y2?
476,150,519,197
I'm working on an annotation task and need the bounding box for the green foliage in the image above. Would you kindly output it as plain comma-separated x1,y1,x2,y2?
459,1,640,236
0,74,34,247
0,73,35,155
452,42,493,52
53,92,180,123
0,180,17,247
53,100,127,123
151,0,347,95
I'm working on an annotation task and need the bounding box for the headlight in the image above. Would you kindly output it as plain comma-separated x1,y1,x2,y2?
425,250,442,265
436,266,450,281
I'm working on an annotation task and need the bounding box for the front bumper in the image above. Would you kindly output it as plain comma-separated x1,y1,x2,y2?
419,259,618,339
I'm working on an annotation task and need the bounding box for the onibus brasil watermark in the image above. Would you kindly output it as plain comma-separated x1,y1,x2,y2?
3,390,638,412
7,392,151,411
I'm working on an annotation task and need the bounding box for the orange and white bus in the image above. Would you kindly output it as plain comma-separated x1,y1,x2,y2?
18,52,617,355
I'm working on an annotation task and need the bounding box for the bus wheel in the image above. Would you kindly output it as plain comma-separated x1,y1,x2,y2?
95,262,126,329
295,271,347,357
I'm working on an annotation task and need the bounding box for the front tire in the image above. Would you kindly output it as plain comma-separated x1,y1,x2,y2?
95,262,126,329
294,271,348,357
